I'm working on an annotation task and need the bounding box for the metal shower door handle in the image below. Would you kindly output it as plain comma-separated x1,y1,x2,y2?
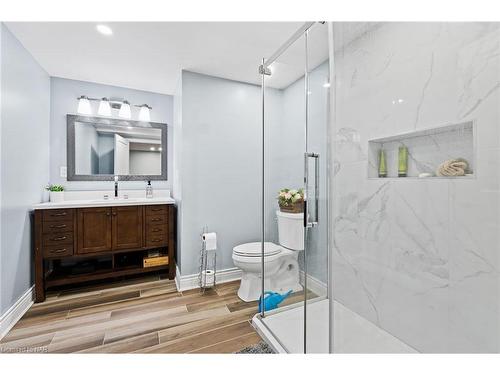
304,152,319,228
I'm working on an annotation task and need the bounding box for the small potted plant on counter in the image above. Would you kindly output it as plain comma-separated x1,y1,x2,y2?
277,188,304,213
46,184,65,203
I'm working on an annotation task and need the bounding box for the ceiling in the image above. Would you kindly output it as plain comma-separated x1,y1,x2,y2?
5,22,331,94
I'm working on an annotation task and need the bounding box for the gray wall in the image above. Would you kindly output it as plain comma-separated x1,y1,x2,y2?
98,134,114,174
50,77,174,191
74,122,99,175
177,71,282,275
0,24,50,315
176,68,329,280
129,150,161,175
172,76,183,270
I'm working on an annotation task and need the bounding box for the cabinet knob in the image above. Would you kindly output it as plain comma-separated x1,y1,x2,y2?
106,212,110,216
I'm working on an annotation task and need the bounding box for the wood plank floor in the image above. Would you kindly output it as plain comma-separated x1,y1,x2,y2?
0,275,308,353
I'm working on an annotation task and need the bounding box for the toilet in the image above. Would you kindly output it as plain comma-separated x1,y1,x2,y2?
232,210,304,302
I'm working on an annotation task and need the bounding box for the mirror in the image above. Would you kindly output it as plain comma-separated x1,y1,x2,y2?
67,115,167,181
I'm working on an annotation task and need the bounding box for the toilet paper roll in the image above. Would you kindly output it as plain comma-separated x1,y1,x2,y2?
201,269,215,287
202,232,217,251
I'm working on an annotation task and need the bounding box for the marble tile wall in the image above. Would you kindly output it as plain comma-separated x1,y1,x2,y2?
332,22,500,352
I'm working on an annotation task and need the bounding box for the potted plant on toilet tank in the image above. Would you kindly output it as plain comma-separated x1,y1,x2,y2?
46,184,65,203
277,188,304,213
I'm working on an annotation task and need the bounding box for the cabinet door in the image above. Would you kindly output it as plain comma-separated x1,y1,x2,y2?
77,207,112,254
112,206,144,250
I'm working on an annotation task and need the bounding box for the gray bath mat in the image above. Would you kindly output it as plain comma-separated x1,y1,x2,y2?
236,341,275,354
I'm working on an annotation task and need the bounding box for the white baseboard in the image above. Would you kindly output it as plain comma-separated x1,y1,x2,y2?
0,286,34,340
299,271,327,297
175,267,326,296
175,266,242,291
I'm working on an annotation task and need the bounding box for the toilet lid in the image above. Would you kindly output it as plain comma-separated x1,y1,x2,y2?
233,242,282,257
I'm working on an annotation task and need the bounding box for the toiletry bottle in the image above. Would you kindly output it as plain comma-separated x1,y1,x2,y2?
146,180,153,198
398,146,408,177
378,149,387,178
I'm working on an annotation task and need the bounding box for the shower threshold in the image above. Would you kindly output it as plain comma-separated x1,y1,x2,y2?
252,299,417,353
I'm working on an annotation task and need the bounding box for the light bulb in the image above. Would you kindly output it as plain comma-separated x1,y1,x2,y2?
96,24,113,36
119,101,131,119
138,105,151,122
98,98,111,116
150,147,156,151
77,96,92,115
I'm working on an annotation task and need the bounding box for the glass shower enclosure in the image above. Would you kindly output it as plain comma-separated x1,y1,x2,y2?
254,21,500,354
252,21,332,353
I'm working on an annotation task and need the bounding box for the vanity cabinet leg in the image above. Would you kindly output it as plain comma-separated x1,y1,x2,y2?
34,210,46,303
168,205,177,280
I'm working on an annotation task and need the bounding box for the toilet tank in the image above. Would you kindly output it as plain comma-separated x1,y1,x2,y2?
276,210,304,250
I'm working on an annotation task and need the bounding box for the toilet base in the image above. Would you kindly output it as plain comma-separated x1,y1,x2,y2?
237,270,303,302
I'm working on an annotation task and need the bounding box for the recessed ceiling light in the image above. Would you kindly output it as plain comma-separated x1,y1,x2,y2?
96,24,113,36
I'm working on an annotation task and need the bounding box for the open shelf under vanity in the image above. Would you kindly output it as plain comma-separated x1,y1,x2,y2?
45,248,169,288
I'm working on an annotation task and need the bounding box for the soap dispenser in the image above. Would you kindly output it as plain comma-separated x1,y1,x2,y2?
146,180,153,199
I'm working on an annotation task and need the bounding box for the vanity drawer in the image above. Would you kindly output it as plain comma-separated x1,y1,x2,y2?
146,205,168,216
146,214,166,225
147,224,166,236
42,221,73,234
146,235,167,247
42,209,74,222
43,232,74,246
43,245,74,258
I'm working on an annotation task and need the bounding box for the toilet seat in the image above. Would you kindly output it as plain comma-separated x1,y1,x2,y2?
233,242,282,257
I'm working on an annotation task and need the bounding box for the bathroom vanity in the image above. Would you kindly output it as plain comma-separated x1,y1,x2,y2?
32,197,176,302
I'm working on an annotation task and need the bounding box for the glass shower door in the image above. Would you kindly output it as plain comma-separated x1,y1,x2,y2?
257,22,331,353
303,22,330,354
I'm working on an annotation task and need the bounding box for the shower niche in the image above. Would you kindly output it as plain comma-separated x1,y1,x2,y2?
368,121,475,179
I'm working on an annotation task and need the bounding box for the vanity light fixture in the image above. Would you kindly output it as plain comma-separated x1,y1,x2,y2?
98,97,111,116
77,96,92,115
76,96,152,121
118,101,132,119
137,104,152,122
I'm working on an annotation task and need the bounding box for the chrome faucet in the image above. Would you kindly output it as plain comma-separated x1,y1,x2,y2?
114,175,119,198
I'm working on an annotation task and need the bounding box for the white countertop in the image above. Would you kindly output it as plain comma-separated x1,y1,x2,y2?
33,189,175,210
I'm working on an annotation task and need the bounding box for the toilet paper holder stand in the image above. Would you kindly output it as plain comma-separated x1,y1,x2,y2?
199,225,217,293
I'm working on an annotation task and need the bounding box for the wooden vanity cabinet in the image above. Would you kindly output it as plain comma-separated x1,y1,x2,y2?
77,207,112,254
112,206,143,251
34,204,176,303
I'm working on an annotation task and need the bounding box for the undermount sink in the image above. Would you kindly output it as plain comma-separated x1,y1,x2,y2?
90,198,140,203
